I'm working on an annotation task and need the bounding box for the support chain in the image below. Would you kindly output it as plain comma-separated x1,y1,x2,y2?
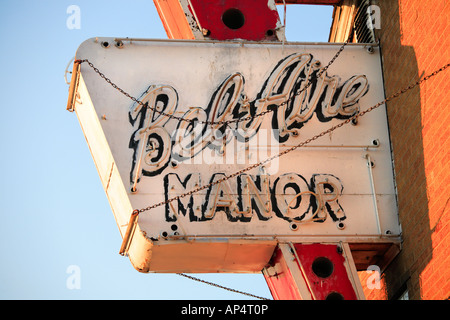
177,273,270,300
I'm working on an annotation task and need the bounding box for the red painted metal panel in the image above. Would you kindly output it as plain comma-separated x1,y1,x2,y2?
264,244,359,300
275,0,340,4
292,244,357,300
189,0,280,41
153,0,338,41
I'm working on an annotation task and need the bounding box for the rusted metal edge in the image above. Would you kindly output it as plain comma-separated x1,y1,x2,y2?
165,234,401,241
112,37,379,47
119,210,140,256
66,60,81,112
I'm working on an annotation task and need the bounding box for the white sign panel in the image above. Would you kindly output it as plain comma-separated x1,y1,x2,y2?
71,38,400,272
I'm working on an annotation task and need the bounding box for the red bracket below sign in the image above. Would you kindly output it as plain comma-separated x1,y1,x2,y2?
263,243,365,300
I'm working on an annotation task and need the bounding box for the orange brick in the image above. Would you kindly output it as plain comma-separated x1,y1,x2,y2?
374,0,450,300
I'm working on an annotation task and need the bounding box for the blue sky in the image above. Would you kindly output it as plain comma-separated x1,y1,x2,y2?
0,0,332,299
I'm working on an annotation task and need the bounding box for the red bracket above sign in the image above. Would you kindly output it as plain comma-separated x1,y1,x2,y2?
153,0,342,41
154,0,284,41
188,0,281,41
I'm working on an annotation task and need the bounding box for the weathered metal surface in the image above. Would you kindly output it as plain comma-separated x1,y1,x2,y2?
69,38,400,272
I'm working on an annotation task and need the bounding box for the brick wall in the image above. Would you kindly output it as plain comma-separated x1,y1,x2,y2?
358,0,449,300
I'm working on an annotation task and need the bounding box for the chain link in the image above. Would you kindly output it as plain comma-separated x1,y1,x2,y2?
177,273,270,300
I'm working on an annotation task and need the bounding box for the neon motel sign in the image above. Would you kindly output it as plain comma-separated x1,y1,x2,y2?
69,39,400,272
